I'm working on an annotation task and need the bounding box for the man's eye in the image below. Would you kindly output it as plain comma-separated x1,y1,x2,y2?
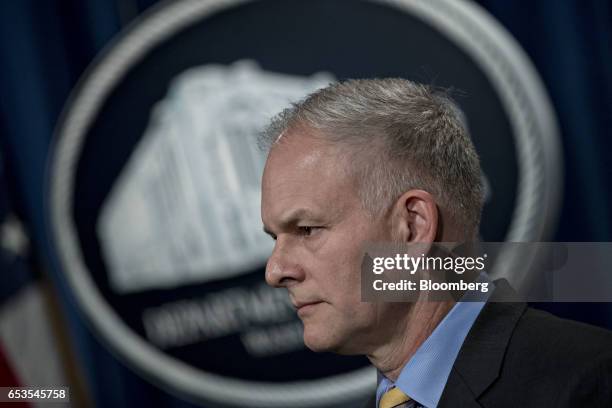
297,226,321,236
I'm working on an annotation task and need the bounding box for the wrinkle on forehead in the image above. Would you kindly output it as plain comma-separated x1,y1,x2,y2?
264,148,345,199
261,131,362,224
268,130,349,176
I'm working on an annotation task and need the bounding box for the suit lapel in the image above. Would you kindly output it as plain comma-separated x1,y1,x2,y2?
439,279,526,406
438,367,483,408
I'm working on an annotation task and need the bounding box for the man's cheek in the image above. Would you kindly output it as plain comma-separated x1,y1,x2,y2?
303,230,331,252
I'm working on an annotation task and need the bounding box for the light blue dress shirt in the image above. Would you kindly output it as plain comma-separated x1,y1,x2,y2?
376,274,494,408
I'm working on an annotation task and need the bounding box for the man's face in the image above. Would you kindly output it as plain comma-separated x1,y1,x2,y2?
261,129,408,354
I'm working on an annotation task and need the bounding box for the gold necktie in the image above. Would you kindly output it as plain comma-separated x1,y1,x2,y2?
379,387,412,408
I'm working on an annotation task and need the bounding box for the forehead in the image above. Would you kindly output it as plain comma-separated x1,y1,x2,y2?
261,129,359,219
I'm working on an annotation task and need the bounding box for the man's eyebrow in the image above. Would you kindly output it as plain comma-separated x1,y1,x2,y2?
263,208,318,236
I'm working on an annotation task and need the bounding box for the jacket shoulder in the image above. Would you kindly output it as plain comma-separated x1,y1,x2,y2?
481,307,612,407
508,307,612,364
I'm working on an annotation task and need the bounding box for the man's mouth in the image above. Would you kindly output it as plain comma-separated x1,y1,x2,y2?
294,301,323,316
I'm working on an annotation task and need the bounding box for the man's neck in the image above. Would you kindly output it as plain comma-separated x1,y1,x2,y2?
367,299,455,381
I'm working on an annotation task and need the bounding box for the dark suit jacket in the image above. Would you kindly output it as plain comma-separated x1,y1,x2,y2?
364,279,612,407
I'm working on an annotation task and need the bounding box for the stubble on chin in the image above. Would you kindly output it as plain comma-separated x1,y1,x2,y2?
301,319,339,353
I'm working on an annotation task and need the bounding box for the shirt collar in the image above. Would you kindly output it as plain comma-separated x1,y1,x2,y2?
376,273,493,408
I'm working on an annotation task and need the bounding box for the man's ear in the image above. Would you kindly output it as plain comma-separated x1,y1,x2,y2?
390,190,439,243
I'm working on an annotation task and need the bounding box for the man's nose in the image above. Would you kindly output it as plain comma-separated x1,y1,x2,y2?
265,239,305,288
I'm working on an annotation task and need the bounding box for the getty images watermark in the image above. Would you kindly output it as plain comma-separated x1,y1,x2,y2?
361,242,612,302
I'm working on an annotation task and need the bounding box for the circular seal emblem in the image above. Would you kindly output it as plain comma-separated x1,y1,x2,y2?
49,0,561,406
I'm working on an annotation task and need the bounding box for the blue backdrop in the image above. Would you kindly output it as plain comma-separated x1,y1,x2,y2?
0,0,610,406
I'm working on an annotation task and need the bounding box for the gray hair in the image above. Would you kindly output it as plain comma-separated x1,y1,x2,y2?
259,78,484,236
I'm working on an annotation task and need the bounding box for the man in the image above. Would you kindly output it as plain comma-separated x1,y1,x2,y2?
259,79,612,407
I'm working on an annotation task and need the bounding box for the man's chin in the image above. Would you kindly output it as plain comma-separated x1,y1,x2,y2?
303,329,355,354
303,328,338,353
